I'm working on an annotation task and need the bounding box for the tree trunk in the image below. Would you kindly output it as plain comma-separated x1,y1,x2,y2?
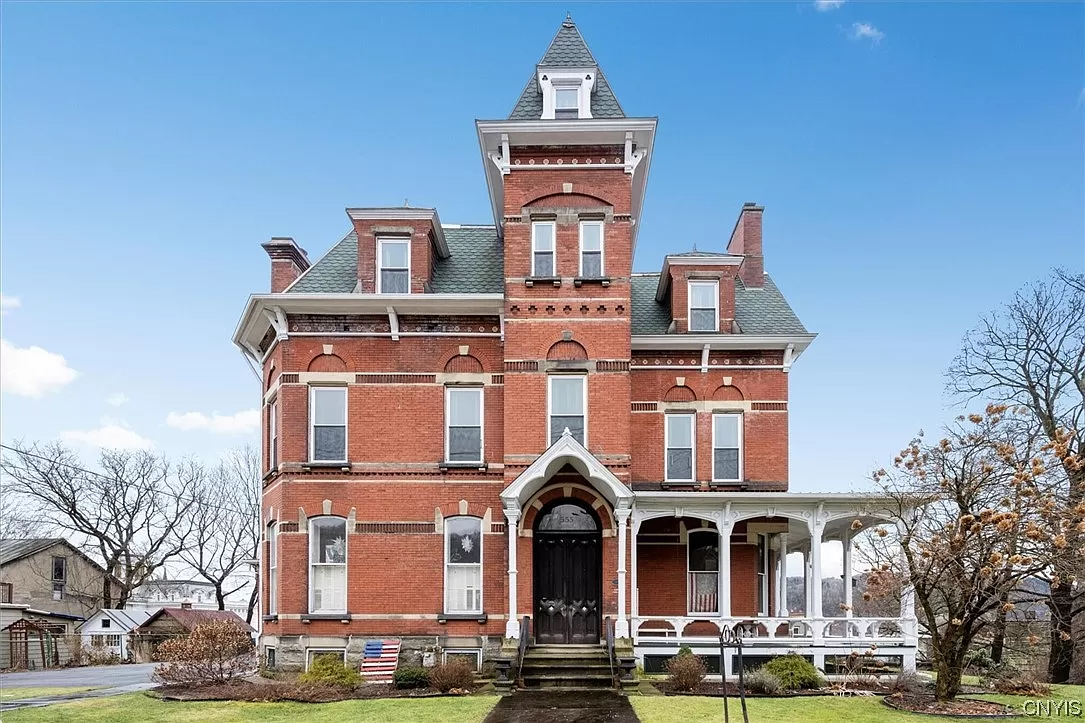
990,590,1009,665
1049,577,1075,683
245,582,259,626
216,587,226,611
933,642,965,702
102,572,113,609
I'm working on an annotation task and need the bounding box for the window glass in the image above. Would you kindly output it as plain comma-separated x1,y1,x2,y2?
580,222,603,277
380,241,409,268
533,223,555,277
445,517,482,613
310,518,346,564
52,556,66,582
447,389,482,462
688,533,719,572
555,87,578,109
311,388,347,462
446,517,481,564
689,281,719,332
713,414,742,481
536,503,598,531
666,414,694,480
549,376,585,444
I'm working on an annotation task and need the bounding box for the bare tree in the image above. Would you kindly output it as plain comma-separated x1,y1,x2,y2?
0,492,49,538
0,442,201,607
863,406,1075,701
947,269,1085,682
176,447,260,623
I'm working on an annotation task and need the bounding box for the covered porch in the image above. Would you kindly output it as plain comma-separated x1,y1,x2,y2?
630,492,918,674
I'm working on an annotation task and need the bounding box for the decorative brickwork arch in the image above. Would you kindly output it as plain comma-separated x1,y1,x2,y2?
524,186,612,208
547,339,588,361
663,385,697,402
266,363,279,390
519,480,615,533
712,384,745,402
307,353,347,372
444,354,484,373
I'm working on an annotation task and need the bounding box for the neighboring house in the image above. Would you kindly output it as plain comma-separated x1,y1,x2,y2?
233,16,917,675
0,603,82,669
0,538,120,619
77,608,151,661
127,577,252,618
129,607,251,663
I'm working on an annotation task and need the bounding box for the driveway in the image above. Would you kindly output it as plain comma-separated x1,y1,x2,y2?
0,663,157,711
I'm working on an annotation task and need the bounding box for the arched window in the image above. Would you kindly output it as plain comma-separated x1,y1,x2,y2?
310,517,347,613
444,517,482,614
267,522,278,616
688,531,719,614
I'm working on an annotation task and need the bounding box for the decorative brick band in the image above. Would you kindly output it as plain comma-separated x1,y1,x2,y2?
281,373,300,384
279,522,299,533
597,360,630,372
490,522,506,534
504,360,539,372
631,402,658,412
354,522,436,534
355,373,438,384
490,374,505,385
752,402,788,411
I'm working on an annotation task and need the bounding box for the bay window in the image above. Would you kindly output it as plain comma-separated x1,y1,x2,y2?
446,387,483,463
712,413,743,482
310,387,347,463
445,517,482,614
665,413,695,482
309,517,347,613
549,375,586,446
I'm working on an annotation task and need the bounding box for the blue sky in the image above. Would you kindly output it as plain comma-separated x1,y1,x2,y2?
1,2,1082,492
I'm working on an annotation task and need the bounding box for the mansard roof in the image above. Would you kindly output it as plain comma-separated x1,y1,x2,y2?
508,15,626,120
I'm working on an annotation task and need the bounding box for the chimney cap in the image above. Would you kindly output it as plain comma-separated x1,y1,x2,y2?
742,202,764,211
261,237,311,271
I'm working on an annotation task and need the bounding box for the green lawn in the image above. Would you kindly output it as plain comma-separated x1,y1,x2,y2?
0,687,101,701
0,693,499,723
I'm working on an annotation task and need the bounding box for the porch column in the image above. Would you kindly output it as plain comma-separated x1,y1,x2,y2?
776,532,789,617
801,543,810,616
718,513,734,620
897,519,918,670
631,515,640,624
808,505,825,643
615,502,631,638
842,528,853,618
504,505,521,639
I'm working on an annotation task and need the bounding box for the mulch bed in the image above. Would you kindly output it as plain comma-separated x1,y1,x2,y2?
655,680,843,697
884,694,1016,718
152,680,483,702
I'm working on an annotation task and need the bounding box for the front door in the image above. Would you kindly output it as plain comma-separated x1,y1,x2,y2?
533,501,602,644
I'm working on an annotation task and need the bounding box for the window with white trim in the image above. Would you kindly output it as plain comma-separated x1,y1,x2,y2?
687,531,719,614
665,413,695,482
532,221,555,277
579,221,604,277
548,375,585,446
554,85,580,119
310,387,347,462
712,413,742,482
377,238,410,293
309,517,347,613
446,387,483,463
444,517,482,614
267,522,278,616
688,280,719,332
268,398,278,472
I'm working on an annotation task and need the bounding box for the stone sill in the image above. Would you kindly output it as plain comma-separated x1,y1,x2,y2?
438,461,487,471
302,461,352,471
437,613,488,624
525,276,562,288
262,615,279,623
301,613,351,623
574,276,611,287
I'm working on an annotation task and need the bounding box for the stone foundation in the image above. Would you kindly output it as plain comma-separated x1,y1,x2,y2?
261,633,503,673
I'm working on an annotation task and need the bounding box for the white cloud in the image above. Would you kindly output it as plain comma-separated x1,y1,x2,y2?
61,424,153,450
166,409,260,434
0,295,20,315
814,0,845,10
850,22,885,43
0,339,79,398
105,392,130,407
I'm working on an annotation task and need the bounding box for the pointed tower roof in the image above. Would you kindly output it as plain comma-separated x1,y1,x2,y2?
508,15,626,120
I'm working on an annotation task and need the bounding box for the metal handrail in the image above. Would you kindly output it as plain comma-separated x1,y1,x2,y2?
605,616,616,685
515,615,530,683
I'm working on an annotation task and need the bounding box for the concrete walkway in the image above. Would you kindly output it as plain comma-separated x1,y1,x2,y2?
484,690,640,723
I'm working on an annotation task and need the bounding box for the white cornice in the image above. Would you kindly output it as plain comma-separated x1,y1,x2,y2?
345,207,448,259
631,333,817,354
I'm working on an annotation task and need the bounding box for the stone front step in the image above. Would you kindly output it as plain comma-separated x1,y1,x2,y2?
519,644,615,690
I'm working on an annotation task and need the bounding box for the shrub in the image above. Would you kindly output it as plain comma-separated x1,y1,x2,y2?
394,666,430,689
153,620,255,685
743,668,782,695
890,671,927,695
427,659,475,693
665,651,706,691
963,648,994,674
299,654,361,689
985,665,1050,696
677,644,694,657
763,654,824,690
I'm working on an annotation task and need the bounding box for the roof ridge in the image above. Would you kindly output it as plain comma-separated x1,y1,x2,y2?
537,15,597,67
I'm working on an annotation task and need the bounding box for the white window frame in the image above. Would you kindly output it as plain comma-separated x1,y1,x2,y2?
267,522,278,616
305,648,346,670
445,387,484,464
547,374,587,446
309,386,347,463
268,398,278,472
712,413,744,483
687,280,720,332
376,237,411,294
308,517,347,614
686,530,720,615
664,413,696,482
578,221,605,277
444,516,483,615
443,648,483,672
531,221,556,277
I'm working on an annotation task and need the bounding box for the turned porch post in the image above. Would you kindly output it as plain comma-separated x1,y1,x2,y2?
630,514,640,624
808,503,825,642
615,502,631,638
504,505,521,639
718,509,734,620
842,527,854,618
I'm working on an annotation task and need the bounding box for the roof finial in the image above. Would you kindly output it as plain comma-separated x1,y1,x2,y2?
563,12,574,27
692,242,698,252
403,198,409,207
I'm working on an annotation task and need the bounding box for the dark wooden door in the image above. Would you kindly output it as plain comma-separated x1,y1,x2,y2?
533,532,601,644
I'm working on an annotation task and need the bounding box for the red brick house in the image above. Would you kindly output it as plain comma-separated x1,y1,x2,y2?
234,17,918,677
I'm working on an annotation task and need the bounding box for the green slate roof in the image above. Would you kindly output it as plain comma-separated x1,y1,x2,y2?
629,274,808,336
508,16,626,120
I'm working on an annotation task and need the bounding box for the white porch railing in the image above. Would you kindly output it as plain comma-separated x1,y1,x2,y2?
633,615,917,646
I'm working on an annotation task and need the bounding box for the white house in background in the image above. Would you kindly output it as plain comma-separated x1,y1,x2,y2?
77,608,151,661
126,577,252,618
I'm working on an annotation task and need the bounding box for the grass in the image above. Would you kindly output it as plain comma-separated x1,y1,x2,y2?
0,687,101,701
630,684,1085,722
0,692,499,723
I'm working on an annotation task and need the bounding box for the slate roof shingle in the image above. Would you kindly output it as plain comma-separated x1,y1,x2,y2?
0,538,65,566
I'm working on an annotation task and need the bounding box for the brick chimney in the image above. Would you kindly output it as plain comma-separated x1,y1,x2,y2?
261,238,310,293
726,203,764,288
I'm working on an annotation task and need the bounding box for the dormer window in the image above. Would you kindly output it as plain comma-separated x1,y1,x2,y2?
554,86,580,119
377,239,410,294
688,280,719,332
538,70,595,120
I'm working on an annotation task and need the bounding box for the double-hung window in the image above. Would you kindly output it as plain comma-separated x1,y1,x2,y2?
687,531,719,614
688,281,719,332
712,413,743,482
548,376,586,446
309,517,347,613
268,399,278,472
377,239,410,293
665,413,695,482
554,86,580,119
51,556,66,600
267,523,278,616
444,517,482,614
532,222,555,277
310,387,347,463
579,221,604,277
446,387,483,463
